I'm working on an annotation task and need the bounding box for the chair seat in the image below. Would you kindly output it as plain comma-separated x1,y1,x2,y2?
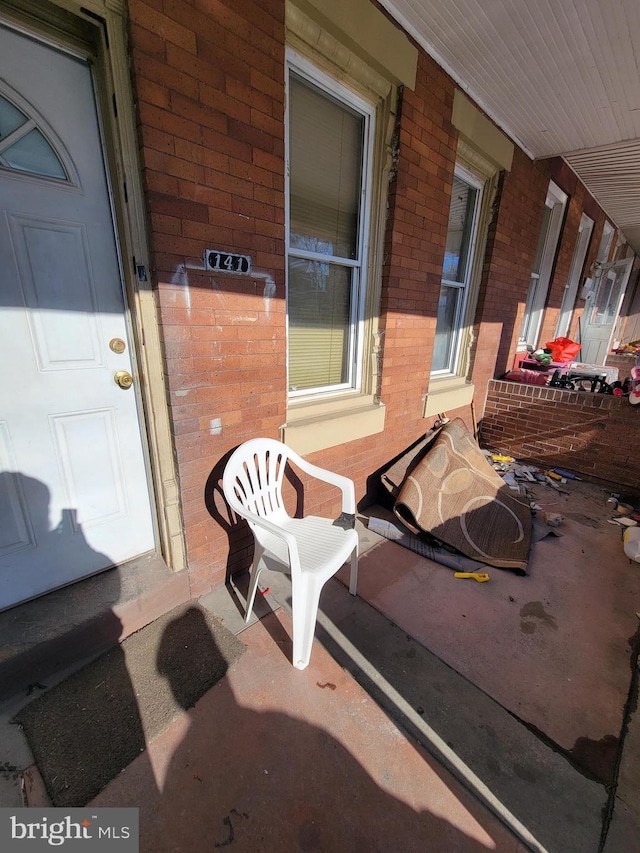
259,516,358,576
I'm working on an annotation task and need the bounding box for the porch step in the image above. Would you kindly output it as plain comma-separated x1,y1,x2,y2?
0,553,191,701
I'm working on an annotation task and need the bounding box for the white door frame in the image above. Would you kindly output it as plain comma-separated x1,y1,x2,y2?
596,220,615,264
0,0,186,573
519,180,568,350
555,212,594,338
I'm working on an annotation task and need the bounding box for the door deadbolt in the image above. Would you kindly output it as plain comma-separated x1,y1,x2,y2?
109,338,126,354
114,370,133,389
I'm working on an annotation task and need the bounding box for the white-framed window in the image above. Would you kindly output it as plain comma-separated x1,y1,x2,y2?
597,220,615,263
285,51,374,399
0,88,71,183
518,180,568,350
555,212,594,338
432,164,483,375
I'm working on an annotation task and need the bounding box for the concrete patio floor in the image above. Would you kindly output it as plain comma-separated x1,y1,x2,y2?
5,476,640,852
345,480,640,788
88,605,529,852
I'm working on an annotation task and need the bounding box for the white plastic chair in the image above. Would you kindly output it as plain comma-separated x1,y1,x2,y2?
222,437,358,670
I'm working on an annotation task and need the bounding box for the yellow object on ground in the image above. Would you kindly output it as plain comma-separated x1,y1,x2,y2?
454,572,490,582
490,454,514,462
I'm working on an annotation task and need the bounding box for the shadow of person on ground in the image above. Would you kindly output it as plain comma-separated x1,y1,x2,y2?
4,473,151,808
94,605,520,852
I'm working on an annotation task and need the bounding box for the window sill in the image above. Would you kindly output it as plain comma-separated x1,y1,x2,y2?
423,377,474,418
283,394,386,455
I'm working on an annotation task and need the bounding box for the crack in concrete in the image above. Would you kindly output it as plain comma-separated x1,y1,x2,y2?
504,711,612,787
598,618,640,853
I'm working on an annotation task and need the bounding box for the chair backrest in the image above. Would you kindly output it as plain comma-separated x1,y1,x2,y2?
222,438,291,523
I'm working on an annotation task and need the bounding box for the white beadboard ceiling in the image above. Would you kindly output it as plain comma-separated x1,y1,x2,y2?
378,0,640,253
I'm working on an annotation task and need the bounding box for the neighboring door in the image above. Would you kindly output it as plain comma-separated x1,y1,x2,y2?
580,258,634,364
0,25,155,609
555,213,594,338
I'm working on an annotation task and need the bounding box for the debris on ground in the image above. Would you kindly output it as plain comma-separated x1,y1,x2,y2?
367,516,490,574
483,450,640,536
454,572,490,582
613,340,640,355
549,468,581,480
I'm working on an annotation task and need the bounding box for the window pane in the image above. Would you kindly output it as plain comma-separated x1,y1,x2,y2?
3,127,66,179
0,96,27,140
432,285,460,371
288,258,351,390
443,177,477,282
289,74,363,260
519,197,564,344
597,222,614,262
588,268,624,327
531,204,552,276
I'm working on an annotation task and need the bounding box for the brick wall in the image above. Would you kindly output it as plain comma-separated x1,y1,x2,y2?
470,150,550,407
481,380,640,487
127,1,625,595
127,2,472,594
129,0,287,596
380,55,457,414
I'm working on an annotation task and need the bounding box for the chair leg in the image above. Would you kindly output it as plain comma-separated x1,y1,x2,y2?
244,545,264,624
291,575,323,670
348,544,358,596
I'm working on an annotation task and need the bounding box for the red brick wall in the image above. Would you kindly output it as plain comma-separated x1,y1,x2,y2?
380,55,457,412
127,2,624,595
128,4,469,593
469,150,550,408
481,380,640,487
129,0,287,596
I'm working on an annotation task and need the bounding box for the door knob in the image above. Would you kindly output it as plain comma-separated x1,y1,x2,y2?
114,370,133,389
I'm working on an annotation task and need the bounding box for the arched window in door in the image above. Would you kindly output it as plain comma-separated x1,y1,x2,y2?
0,90,70,181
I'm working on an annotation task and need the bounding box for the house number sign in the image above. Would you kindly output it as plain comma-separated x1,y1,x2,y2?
205,249,251,275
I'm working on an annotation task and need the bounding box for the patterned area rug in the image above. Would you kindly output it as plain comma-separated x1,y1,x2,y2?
391,419,532,572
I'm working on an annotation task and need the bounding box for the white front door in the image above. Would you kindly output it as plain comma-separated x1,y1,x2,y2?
0,24,155,610
580,258,633,364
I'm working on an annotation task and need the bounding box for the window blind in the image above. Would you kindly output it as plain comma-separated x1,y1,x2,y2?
288,73,365,392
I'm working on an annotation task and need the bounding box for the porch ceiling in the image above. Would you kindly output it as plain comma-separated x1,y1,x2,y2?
378,0,640,253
